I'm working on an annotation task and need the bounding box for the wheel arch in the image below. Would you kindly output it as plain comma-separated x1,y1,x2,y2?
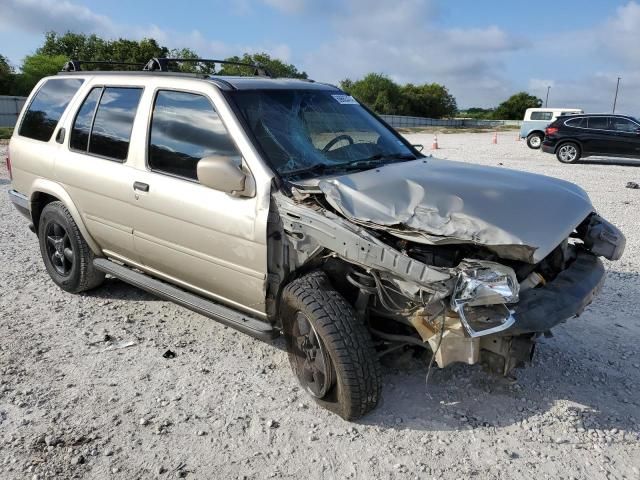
29,179,102,255
554,138,583,154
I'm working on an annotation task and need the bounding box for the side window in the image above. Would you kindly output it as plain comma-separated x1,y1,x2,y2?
89,88,143,161
70,87,102,151
530,111,552,121
610,117,638,133
148,90,240,180
587,117,609,130
19,78,84,142
565,117,585,128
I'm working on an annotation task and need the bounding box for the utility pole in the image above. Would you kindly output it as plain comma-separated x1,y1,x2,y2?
545,86,550,108
613,77,621,113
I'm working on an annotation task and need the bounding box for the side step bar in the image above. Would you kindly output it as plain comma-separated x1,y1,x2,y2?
93,258,278,342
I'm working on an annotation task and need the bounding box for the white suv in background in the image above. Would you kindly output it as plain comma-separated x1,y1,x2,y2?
520,107,583,149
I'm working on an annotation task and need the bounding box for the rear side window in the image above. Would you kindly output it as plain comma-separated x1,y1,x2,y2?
565,117,585,128
587,117,609,130
70,86,143,161
530,111,553,121
19,78,84,142
148,90,240,180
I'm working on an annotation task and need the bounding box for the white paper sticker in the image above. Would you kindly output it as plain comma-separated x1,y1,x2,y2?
331,94,358,105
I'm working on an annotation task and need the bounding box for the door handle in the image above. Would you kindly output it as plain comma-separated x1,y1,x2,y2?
133,181,149,192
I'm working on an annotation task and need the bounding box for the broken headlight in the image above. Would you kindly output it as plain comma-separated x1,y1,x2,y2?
451,260,519,337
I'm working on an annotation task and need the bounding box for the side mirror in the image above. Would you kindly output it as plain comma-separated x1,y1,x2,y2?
197,155,247,195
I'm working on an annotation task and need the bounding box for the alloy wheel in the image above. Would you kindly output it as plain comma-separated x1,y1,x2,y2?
45,221,74,276
558,144,578,162
291,312,334,398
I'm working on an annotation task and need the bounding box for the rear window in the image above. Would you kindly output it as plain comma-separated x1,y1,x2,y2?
70,86,143,162
587,117,609,130
19,78,84,142
530,111,553,121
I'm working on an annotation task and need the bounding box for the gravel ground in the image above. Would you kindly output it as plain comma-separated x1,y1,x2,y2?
1,133,639,480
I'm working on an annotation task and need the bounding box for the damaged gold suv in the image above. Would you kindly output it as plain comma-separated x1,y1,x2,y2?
7,58,626,419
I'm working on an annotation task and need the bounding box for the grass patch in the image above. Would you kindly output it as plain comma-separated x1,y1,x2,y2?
0,127,13,140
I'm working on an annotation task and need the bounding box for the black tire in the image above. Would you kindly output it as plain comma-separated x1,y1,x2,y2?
38,201,105,293
526,132,544,149
556,142,581,163
281,271,381,420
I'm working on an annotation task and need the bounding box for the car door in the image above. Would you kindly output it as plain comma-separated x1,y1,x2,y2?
608,117,640,157
55,84,145,261
583,116,614,155
129,88,266,316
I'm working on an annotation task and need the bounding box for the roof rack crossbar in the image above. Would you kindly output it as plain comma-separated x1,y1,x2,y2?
143,57,272,77
62,60,146,72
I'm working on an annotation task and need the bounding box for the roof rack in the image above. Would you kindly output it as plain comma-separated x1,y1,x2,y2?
61,60,146,72
143,58,272,77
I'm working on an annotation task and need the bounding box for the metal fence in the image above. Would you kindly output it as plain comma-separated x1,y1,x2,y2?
379,114,522,129
0,96,27,128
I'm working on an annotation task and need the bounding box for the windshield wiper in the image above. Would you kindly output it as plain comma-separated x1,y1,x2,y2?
282,153,416,178
340,153,416,170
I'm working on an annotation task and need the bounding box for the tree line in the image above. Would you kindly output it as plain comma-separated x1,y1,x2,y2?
0,32,542,120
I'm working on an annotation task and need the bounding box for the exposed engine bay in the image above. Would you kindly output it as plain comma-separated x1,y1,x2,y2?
266,158,626,377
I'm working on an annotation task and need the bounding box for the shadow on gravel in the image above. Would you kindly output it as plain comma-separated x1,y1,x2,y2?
577,157,640,167
0,178,10,185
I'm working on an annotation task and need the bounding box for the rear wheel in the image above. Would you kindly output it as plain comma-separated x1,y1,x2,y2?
281,271,381,420
526,132,543,149
38,201,105,293
556,142,581,163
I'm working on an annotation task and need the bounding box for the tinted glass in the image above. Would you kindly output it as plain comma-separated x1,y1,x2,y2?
89,87,143,161
565,117,585,128
148,91,239,180
587,117,609,129
70,87,102,151
610,117,638,133
530,111,552,121
19,78,84,142
230,90,415,177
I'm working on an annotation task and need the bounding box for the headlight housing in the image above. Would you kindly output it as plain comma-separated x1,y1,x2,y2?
451,260,519,337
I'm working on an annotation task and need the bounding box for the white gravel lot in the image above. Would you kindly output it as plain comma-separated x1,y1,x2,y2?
1,132,639,480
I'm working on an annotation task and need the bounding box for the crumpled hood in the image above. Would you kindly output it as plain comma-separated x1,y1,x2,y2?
314,158,594,263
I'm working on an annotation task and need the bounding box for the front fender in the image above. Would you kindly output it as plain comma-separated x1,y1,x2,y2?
29,178,102,255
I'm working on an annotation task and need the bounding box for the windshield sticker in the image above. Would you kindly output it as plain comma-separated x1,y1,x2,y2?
331,94,358,105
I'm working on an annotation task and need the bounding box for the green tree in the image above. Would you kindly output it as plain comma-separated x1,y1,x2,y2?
460,107,495,119
19,54,68,93
340,73,403,115
218,52,307,78
493,92,542,120
0,54,14,95
400,83,457,118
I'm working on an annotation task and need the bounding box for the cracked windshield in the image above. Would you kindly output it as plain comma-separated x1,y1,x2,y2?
230,89,416,177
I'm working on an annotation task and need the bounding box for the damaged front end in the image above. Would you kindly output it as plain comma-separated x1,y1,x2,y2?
268,161,625,378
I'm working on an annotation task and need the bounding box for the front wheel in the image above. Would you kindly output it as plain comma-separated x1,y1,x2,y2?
556,142,581,163
281,271,381,420
526,133,543,149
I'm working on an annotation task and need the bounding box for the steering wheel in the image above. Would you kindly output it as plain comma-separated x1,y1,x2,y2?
322,134,354,152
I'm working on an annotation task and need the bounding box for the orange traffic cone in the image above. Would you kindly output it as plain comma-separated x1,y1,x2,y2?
432,134,439,150
492,132,498,144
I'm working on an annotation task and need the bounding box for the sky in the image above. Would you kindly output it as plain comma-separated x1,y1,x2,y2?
0,0,639,113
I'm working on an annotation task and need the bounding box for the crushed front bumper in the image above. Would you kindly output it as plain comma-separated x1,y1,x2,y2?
505,250,605,335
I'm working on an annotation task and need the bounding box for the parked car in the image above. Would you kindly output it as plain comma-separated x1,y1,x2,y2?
7,59,626,419
520,107,583,149
542,113,640,163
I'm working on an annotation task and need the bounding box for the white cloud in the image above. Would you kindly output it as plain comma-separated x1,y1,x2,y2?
303,0,525,107
0,0,117,36
262,0,307,14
